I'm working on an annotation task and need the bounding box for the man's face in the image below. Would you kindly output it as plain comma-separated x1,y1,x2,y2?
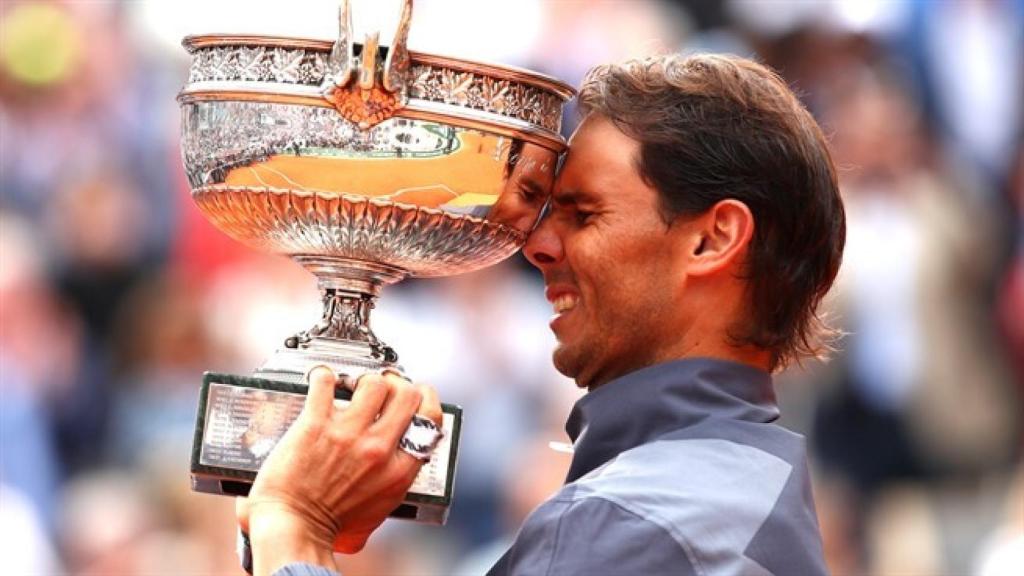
524,115,691,390
489,143,557,233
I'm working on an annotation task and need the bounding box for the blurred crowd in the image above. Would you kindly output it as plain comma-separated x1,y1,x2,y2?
1,1,1022,574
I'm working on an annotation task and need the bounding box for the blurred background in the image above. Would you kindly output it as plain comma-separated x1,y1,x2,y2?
1,0,1021,574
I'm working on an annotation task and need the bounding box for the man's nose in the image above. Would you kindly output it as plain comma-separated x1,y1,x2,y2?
523,214,563,268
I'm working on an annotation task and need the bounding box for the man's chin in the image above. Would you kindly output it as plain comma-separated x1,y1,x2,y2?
551,345,588,389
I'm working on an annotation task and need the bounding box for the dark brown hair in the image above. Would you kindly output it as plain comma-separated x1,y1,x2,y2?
578,54,845,370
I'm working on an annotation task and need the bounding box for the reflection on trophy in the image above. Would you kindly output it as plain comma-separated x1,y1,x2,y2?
239,391,291,459
180,0,573,524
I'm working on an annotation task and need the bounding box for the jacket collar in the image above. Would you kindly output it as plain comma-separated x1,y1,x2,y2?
564,357,778,483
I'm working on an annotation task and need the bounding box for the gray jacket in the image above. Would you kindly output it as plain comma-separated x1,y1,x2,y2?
487,358,828,576
275,358,827,576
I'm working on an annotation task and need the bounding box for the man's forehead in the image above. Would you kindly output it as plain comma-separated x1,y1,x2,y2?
553,149,633,205
551,185,599,205
561,116,640,170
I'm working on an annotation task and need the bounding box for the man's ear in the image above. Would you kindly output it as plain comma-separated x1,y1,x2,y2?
685,199,755,277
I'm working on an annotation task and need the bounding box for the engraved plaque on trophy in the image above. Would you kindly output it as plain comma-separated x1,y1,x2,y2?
178,0,573,524
191,373,463,523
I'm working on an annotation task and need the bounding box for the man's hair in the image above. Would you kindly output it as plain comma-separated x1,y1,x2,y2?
578,54,845,370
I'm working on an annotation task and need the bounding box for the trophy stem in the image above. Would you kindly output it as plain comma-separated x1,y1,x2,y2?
288,287,398,364
293,255,406,296
253,256,407,383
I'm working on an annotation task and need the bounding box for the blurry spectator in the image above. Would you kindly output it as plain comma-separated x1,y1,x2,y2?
49,165,150,341
998,144,1024,386
0,212,76,527
106,271,216,467
138,440,241,574
821,63,1018,480
864,485,943,574
901,0,1024,187
1,1,179,477
44,165,157,475
59,471,157,575
813,62,1021,571
0,357,61,529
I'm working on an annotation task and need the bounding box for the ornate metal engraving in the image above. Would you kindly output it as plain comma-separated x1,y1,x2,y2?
310,290,374,342
181,101,464,189
191,185,526,277
186,46,565,132
408,65,563,131
189,46,329,85
322,83,404,129
285,289,395,363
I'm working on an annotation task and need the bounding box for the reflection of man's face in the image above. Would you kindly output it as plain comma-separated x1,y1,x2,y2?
524,114,691,390
488,142,557,234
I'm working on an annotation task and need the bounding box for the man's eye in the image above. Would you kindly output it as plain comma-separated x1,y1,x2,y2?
575,209,594,225
520,185,542,204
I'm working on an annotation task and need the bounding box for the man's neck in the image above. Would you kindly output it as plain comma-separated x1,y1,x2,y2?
684,343,772,373
581,344,771,392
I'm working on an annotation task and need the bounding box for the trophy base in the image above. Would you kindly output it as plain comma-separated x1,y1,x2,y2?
190,372,461,525
254,338,395,384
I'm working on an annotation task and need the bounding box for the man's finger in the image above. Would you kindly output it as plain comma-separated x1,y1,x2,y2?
415,383,443,428
343,373,393,429
303,365,338,422
370,373,423,445
373,371,414,418
235,497,250,534
392,383,443,468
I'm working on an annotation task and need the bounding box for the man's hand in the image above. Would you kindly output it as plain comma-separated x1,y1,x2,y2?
235,366,443,576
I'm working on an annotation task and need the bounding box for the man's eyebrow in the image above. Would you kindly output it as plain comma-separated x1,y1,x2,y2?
552,188,598,205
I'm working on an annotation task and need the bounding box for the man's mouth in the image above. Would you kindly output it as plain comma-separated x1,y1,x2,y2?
551,293,579,314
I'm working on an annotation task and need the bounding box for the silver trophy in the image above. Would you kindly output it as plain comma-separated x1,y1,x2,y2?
179,0,573,524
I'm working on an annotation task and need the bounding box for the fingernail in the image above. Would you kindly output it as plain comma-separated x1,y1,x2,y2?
381,367,410,382
346,370,376,392
304,364,336,384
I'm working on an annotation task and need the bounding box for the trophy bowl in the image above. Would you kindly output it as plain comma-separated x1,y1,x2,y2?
180,0,573,524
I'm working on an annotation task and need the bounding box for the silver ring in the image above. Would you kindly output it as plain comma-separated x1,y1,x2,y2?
398,414,444,462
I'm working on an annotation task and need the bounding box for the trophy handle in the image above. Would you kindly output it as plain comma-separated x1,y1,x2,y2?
324,0,355,89
358,31,381,90
383,0,413,93
320,0,414,128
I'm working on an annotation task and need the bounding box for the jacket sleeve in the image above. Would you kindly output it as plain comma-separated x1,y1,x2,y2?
272,563,340,576
491,496,699,576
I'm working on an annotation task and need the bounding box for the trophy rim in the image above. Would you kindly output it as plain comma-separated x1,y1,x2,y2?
182,33,576,100
178,88,567,152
